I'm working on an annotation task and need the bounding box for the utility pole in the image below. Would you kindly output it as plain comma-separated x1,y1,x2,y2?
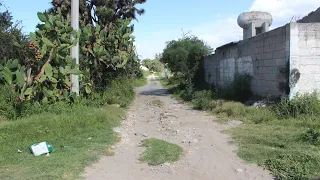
71,0,80,95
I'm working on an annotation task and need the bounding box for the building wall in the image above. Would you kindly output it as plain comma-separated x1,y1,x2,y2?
289,23,320,99
204,25,289,97
204,22,320,98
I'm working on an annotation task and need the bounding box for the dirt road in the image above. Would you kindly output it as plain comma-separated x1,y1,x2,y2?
83,75,273,180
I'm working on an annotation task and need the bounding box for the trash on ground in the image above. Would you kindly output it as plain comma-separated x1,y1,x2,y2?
29,142,53,156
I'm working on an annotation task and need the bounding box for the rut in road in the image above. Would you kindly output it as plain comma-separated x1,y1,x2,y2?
83,75,273,180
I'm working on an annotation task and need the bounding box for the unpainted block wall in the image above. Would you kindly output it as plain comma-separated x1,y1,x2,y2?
289,23,320,99
204,25,289,97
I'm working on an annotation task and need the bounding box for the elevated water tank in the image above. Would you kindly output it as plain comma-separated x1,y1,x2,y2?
237,11,273,39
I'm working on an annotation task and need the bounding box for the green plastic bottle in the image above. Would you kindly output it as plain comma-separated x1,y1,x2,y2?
29,142,53,156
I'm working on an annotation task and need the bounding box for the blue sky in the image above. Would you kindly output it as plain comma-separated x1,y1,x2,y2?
2,0,319,59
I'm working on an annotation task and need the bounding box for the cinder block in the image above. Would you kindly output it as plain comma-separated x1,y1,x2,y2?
273,50,285,59
267,52,273,59
276,58,286,66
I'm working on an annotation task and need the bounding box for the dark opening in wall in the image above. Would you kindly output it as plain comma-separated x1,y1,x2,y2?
256,27,262,35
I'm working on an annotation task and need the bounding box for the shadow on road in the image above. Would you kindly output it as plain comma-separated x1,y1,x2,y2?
139,89,169,96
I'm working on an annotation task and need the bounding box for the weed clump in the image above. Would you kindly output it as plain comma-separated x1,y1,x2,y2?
264,153,319,180
139,138,183,166
272,92,320,119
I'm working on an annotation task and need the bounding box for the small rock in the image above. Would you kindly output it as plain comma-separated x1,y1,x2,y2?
88,137,92,140
236,168,243,173
17,149,22,153
110,145,116,150
228,120,243,126
164,162,171,166
193,139,199,143
142,133,148,137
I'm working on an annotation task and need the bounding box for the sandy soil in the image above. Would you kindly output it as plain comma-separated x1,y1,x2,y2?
83,75,273,180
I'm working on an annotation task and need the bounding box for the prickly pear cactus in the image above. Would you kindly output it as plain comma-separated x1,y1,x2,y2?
0,8,83,103
80,18,136,86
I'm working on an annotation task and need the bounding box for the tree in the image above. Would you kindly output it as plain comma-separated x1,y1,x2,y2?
0,3,32,65
142,58,163,72
160,36,212,86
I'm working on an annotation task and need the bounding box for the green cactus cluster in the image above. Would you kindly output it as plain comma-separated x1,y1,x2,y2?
0,8,81,103
0,1,145,104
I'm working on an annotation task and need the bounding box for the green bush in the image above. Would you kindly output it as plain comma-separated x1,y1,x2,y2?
247,108,277,124
214,101,248,118
220,73,252,102
84,78,135,108
191,90,217,110
0,85,21,119
264,153,319,180
272,92,320,118
300,128,320,146
160,36,212,88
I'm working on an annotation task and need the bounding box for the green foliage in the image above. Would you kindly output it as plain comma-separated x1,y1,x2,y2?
139,138,183,166
264,153,319,180
214,101,248,118
220,73,252,102
272,92,320,119
300,128,320,146
191,90,217,110
49,0,146,88
0,3,32,64
0,10,81,103
161,36,212,87
142,58,163,72
0,85,21,119
82,78,135,108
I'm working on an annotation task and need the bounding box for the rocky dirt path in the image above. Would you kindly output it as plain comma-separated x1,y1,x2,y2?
83,75,273,180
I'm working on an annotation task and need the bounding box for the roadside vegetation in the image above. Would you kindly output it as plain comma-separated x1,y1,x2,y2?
0,1,148,179
139,138,183,166
159,35,320,180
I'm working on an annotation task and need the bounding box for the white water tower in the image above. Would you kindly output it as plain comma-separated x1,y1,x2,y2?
237,11,273,40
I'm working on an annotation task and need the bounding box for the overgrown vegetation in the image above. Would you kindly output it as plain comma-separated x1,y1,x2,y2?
139,138,183,166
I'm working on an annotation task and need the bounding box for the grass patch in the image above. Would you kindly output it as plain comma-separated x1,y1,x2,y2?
230,118,320,180
131,71,149,87
151,99,164,106
0,105,124,180
139,138,183,166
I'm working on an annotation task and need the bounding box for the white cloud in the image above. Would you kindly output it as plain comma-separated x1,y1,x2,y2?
250,0,320,27
135,0,319,59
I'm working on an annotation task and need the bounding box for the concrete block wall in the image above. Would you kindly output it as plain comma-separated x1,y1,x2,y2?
289,23,320,99
204,25,288,97
204,22,320,98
